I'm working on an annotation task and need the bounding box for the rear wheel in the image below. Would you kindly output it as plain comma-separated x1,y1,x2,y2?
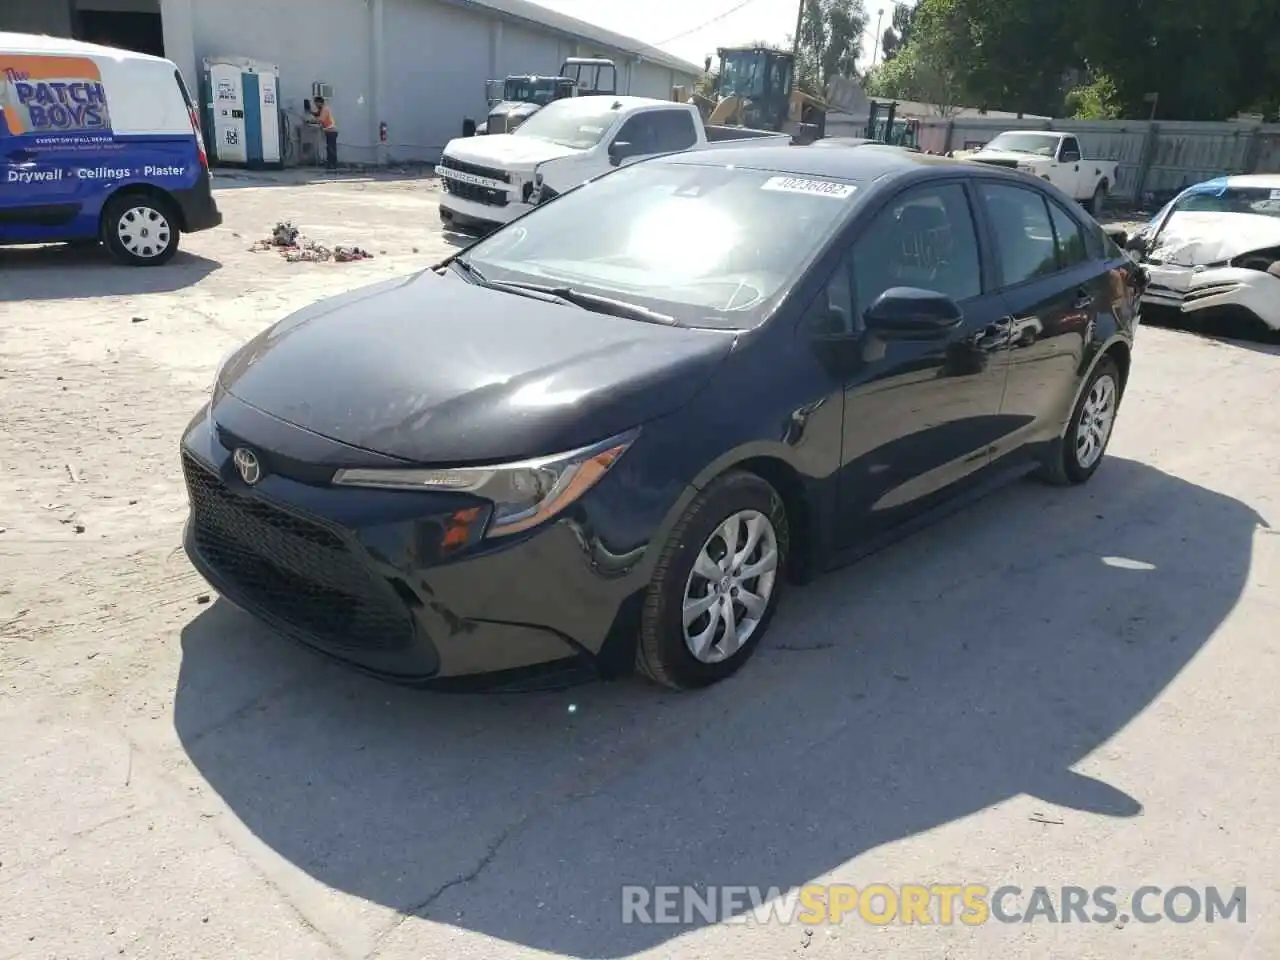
102,193,179,266
1089,182,1107,217
637,471,789,690
1037,355,1121,485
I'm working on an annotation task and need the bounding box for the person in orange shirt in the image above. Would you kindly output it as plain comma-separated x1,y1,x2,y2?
311,96,338,170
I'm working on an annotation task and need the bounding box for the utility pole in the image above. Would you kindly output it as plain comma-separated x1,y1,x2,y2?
870,8,885,67
791,0,805,73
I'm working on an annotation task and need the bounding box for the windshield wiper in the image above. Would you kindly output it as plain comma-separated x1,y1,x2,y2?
478,279,679,325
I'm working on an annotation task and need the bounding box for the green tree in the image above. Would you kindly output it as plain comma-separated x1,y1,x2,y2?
1064,73,1123,120
880,3,916,62
1067,0,1280,119
796,0,870,95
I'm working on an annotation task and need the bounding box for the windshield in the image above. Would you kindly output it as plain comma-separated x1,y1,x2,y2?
719,52,767,99
984,133,1060,156
512,98,622,149
1167,185,1280,220
504,77,560,105
458,161,858,330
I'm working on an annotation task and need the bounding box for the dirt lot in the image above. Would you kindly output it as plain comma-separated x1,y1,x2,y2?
1,174,1278,960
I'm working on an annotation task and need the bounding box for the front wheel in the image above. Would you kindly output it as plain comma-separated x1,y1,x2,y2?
102,193,179,266
637,471,789,690
1037,355,1121,485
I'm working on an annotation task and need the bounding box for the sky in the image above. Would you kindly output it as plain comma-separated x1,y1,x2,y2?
530,0,888,73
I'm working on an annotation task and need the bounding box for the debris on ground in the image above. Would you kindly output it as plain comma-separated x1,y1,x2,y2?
250,221,374,264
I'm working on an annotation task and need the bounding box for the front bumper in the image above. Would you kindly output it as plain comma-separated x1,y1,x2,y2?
1141,264,1280,330
437,192,531,233
180,401,654,685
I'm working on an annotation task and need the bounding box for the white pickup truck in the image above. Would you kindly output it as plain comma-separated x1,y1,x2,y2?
436,95,790,232
959,130,1120,216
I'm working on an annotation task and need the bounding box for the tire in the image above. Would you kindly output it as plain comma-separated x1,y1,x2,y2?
1037,355,1122,486
101,193,180,266
637,471,790,690
1089,182,1107,217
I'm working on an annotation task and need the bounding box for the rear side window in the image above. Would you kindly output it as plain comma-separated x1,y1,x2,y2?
978,182,1058,287
651,109,698,152
1059,136,1081,161
1047,200,1089,269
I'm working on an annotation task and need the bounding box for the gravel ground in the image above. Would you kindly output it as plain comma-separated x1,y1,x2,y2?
1,173,1278,960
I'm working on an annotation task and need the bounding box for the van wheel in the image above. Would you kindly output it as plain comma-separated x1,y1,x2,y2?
102,194,179,266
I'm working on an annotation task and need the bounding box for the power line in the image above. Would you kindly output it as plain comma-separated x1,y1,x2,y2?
651,0,762,48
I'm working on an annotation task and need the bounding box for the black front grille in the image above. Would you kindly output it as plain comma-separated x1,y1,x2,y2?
183,453,413,651
439,154,510,183
438,154,509,207
971,157,1020,169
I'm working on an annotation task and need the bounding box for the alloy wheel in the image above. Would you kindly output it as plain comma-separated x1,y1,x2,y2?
681,509,779,664
1075,373,1117,469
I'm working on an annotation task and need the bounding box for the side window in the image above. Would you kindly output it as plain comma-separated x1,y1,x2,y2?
978,182,1058,287
1059,136,1081,162
613,114,656,153
650,109,698,151
850,183,982,316
1047,200,1089,269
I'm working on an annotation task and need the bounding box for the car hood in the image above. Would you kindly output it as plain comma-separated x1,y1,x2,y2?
489,101,541,118
217,270,735,464
968,150,1043,164
443,133,580,170
1148,212,1280,266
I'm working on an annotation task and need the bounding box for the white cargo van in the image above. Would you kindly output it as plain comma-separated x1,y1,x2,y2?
0,32,221,264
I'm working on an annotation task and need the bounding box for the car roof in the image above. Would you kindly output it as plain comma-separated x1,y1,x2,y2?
661,143,965,183
1224,173,1280,188
0,30,172,64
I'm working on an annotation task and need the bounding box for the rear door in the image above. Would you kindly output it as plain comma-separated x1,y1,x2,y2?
974,179,1101,466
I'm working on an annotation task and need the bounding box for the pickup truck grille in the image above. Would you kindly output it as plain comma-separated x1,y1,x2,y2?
439,155,510,183
438,154,510,207
969,157,1020,169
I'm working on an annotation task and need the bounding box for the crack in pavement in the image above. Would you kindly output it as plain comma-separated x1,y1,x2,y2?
364,818,523,959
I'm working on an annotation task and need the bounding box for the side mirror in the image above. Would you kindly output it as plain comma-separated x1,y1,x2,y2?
864,287,963,338
1124,233,1149,257
608,140,632,165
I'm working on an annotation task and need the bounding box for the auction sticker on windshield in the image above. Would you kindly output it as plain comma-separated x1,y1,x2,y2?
761,176,856,198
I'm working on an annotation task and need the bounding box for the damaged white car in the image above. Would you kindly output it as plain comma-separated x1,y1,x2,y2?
1122,174,1280,331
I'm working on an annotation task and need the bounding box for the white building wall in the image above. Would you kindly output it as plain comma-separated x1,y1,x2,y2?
154,0,702,167
384,0,492,162
188,0,377,162
495,21,561,78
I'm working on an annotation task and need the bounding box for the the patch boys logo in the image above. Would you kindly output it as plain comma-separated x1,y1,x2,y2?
1,55,112,135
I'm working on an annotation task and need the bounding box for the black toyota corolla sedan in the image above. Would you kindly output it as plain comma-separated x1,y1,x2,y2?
181,144,1144,691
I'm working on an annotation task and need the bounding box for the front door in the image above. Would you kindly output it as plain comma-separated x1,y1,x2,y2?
829,180,1013,545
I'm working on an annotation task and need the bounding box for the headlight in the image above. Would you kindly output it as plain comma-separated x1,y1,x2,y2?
332,428,639,538
211,346,238,390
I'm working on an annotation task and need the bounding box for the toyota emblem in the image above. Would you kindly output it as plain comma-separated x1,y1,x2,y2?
232,447,262,485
